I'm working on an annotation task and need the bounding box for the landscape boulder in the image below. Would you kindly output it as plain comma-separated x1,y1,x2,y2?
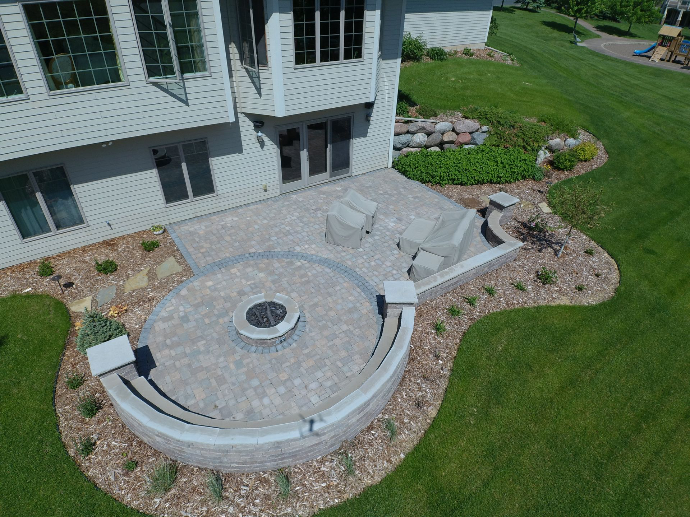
434,121,454,134
393,133,412,150
442,131,457,144
548,138,564,151
394,123,409,136
410,133,428,148
400,147,421,155
454,119,481,133
443,144,457,151
454,132,472,145
470,132,488,145
536,148,550,164
428,146,441,151
480,125,490,133
425,132,443,148
565,138,582,149
408,122,436,134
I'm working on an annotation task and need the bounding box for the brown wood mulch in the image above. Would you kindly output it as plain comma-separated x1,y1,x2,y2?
4,132,617,516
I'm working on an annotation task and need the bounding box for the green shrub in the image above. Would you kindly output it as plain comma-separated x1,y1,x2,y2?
74,436,96,457
576,284,586,292
552,150,578,171
537,267,558,285
573,142,598,161
207,471,223,502
463,106,551,153
383,417,397,442
275,468,291,498
464,296,478,307
513,281,527,291
95,259,118,275
124,460,138,471
64,372,85,390
462,47,474,57
585,248,595,256
489,16,499,36
538,114,578,137
141,240,160,252
396,101,410,117
426,47,448,61
146,462,178,495
416,104,438,119
484,285,496,296
401,32,426,62
433,320,447,335
76,309,127,355
394,147,541,186
447,305,463,318
339,452,356,477
77,392,101,419
38,259,54,277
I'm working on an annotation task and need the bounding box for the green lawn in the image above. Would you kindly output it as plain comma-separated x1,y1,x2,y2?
321,9,690,517
0,295,143,516
582,16,690,41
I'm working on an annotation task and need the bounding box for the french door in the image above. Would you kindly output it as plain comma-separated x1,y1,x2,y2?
278,115,352,193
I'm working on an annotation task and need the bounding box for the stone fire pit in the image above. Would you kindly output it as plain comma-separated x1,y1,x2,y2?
233,293,300,348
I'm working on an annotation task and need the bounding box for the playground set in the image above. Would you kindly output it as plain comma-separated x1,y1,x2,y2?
634,25,690,65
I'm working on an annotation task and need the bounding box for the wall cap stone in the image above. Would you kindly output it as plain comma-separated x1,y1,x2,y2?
87,335,134,378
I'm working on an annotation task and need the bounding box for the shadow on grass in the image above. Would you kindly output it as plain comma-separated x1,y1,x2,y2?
594,24,637,38
541,20,591,39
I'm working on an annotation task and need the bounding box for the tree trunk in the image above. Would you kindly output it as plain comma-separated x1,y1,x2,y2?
627,21,633,34
501,0,505,9
573,17,579,34
557,226,574,258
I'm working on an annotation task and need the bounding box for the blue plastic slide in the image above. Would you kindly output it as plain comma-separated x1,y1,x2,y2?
634,43,656,55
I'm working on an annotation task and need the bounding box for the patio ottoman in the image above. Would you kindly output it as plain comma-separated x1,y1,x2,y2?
399,218,435,255
410,249,444,282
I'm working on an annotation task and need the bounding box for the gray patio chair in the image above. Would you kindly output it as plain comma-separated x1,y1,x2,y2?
340,188,378,233
418,210,476,269
325,201,366,249
399,218,436,255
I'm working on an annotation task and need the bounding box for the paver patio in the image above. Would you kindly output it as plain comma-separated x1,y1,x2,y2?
140,169,491,421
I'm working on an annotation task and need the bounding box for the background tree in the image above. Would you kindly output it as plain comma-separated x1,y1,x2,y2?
550,181,608,258
607,0,659,34
514,0,546,11
556,0,602,37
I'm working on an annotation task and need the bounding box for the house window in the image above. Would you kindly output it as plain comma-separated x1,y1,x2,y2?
23,0,124,91
0,23,24,99
152,140,215,205
237,0,267,70
131,0,208,81
293,0,364,66
0,167,85,240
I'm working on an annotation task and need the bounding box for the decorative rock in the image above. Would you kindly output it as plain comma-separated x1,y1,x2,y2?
124,267,150,293
156,257,183,280
393,134,412,150
425,132,442,148
455,132,472,145
536,148,550,164
434,121,453,134
394,123,409,136
428,146,441,151
392,150,401,161
442,131,457,144
538,202,552,214
95,285,116,308
463,144,477,149
480,125,490,133
443,144,457,151
69,296,92,313
454,119,480,133
410,133,427,148
548,138,564,151
565,138,581,149
400,147,421,155
408,122,435,135
471,132,488,145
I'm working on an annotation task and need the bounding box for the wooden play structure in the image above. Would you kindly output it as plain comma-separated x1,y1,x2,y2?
649,25,690,63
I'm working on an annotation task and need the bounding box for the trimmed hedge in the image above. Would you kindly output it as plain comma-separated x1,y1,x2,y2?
394,147,542,186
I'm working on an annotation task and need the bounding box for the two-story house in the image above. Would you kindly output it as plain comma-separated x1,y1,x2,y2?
0,0,491,269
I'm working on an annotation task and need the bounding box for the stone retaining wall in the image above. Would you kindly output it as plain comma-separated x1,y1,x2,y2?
100,308,414,472
393,116,490,158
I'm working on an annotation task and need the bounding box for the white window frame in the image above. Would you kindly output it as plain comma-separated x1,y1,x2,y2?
20,0,129,95
0,18,28,103
292,0,366,67
0,165,88,242
150,138,218,207
129,0,211,83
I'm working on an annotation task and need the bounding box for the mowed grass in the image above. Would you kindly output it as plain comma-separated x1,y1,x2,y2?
0,294,143,516
321,9,690,517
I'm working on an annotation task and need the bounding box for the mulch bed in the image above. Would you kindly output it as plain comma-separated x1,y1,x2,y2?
401,47,518,69
3,131,618,516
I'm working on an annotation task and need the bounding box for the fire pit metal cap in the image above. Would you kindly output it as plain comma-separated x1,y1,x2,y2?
233,293,300,342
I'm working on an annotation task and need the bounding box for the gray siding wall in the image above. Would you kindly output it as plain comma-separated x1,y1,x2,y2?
0,0,232,163
404,0,493,48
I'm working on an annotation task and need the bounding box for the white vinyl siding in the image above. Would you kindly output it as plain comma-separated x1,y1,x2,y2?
404,0,493,49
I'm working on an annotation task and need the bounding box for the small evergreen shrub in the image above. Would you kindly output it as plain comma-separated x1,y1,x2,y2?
38,259,54,277
394,147,541,186
489,16,499,36
141,240,160,252
416,104,438,119
552,150,578,171
396,101,410,117
573,142,598,161
484,285,496,296
383,417,397,442
95,259,118,275
537,267,558,285
447,305,463,318
462,47,474,57
464,296,478,307
76,309,127,355
433,320,447,335
585,248,595,255
426,47,448,61
513,281,527,291
275,468,291,498
74,436,96,457
77,392,101,418
207,471,223,502
124,460,138,471
147,462,178,495
401,32,426,62
339,452,356,477
65,372,85,390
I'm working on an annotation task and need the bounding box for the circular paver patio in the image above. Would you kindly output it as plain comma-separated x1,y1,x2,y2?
141,256,380,421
